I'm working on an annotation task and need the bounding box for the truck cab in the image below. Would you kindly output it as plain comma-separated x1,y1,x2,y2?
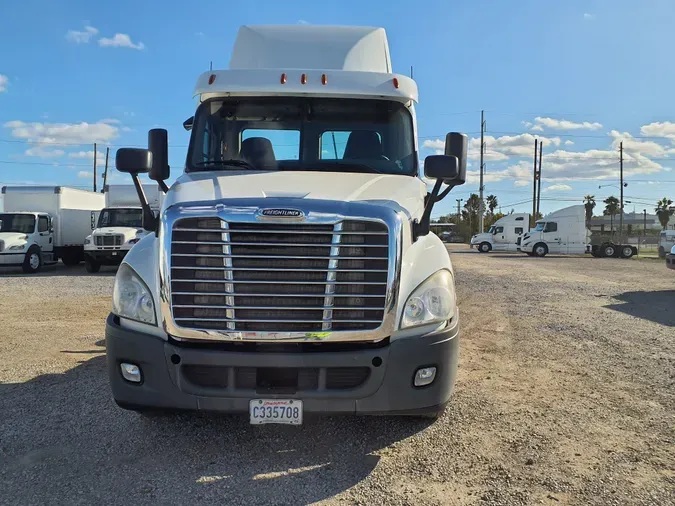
658,230,675,259
0,212,55,272
84,206,145,272
520,205,591,257
470,213,528,252
105,25,467,422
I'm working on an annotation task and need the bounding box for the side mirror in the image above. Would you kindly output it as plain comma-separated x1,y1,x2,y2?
444,132,467,185
424,155,459,183
148,129,170,182
116,148,152,174
183,116,194,131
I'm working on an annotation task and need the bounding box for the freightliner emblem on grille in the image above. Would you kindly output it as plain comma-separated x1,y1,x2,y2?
259,208,305,218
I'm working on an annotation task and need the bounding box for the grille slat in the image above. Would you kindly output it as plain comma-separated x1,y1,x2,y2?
170,218,389,333
95,234,123,246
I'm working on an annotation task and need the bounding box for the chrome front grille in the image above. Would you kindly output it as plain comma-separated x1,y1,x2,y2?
169,218,389,333
95,235,123,246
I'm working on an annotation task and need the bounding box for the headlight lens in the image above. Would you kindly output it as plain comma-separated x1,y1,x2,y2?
84,237,91,245
112,264,156,325
401,270,456,329
128,238,141,245
8,242,27,251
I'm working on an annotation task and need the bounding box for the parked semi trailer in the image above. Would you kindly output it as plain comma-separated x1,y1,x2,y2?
84,184,163,273
520,205,637,258
0,186,104,273
106,24,468,422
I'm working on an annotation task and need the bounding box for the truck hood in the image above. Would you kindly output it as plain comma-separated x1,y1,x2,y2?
0,232,28,245
164,171,427,218
471,232,492,244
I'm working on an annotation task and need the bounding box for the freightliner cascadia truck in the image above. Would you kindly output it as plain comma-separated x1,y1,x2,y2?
106,25,467,423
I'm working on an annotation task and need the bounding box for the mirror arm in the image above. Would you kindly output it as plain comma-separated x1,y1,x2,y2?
131,173,158,233
158,180,169,194
414,179,443,241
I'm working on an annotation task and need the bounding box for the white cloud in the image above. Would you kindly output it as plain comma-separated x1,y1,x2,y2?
3,120,119,146
0,74,8,92
639,121,675,142
68,150,108,166
521,121,532,128
77,171,93,179
98,33,145,50
66,26,98,44
24,146,65,158
514,180,530,187
531,117,603,131
564,140,574,146
543,184,572,192
584,13,595,21
425,133,561,163
609,130,668,158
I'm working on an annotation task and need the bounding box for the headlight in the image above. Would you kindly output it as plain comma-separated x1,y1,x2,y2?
8,242,27,251
401,270,456,329
84,237,91,245
128,238,141,245
112,264,156,325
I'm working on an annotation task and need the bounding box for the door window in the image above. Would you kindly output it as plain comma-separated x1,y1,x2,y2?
494,226,504,234
544,222,558,233
38,216,49,232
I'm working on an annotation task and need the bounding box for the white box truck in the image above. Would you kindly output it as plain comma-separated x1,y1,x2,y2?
83,184,163,273
658,230,675,259
105,25,468,422
520,205,637,258
470,213,529,252
0,186,105,273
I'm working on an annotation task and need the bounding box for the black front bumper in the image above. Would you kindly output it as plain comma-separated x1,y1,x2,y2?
105,314,460,415
85,250,127,265
667,254,675,270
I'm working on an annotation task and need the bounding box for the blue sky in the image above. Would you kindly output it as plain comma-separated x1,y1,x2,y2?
1,0,675,218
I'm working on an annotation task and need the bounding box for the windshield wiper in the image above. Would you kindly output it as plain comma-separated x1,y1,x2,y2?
193,160,257,171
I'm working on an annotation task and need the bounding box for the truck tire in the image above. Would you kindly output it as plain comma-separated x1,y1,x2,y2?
85,257,101,273
659,246,666,259
478,242,492,253
603,244,616,258
22,246,42,274
620,245,634,258
533,243,548,257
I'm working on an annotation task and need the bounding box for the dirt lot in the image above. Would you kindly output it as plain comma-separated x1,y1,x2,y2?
0,248,673,506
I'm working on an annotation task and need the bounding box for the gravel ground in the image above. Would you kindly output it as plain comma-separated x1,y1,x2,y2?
0,249,673,506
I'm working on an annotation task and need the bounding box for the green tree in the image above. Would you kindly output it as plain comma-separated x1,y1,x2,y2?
655,197,674,230
464,194,481,236
603,196,620,233
486,194,498,215
583,195,596,227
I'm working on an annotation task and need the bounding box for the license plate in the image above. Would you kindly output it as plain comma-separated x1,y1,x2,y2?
249,399,302,425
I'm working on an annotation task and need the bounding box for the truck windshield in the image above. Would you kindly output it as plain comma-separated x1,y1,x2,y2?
0,214,35,234
97,208,143,228
534,222,546,231
187,97,417,176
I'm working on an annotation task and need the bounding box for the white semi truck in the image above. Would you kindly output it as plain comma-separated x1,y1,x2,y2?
470,213,529,252
520,205,637,258
83,184,163,273
105,25,468,422
0,186,105,273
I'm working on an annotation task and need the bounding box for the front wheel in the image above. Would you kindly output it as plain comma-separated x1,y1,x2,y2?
85,257,101,273
478,242,492,253
22,246,42,274
533,243,548,257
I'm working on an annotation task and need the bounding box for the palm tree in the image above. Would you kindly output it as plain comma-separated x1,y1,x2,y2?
486,194,498,215
603,196,620,234
655,197,674,230
583,195,596,228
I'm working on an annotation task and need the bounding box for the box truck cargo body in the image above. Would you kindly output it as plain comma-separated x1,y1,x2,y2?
0,186,105,272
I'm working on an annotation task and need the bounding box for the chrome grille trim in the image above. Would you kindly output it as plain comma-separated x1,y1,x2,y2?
159,198,403,343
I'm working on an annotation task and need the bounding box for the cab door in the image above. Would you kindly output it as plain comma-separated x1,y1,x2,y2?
543,222,561,253
36,215,53,253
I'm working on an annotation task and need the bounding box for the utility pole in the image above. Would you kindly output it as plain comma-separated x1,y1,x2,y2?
93,143,97,193
536,141,543,218
643,209,647,236
532,138,538,227
102,147,110,192
479,110,486,233
619,141,624,240
410,65,413,79
456,199,462,223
